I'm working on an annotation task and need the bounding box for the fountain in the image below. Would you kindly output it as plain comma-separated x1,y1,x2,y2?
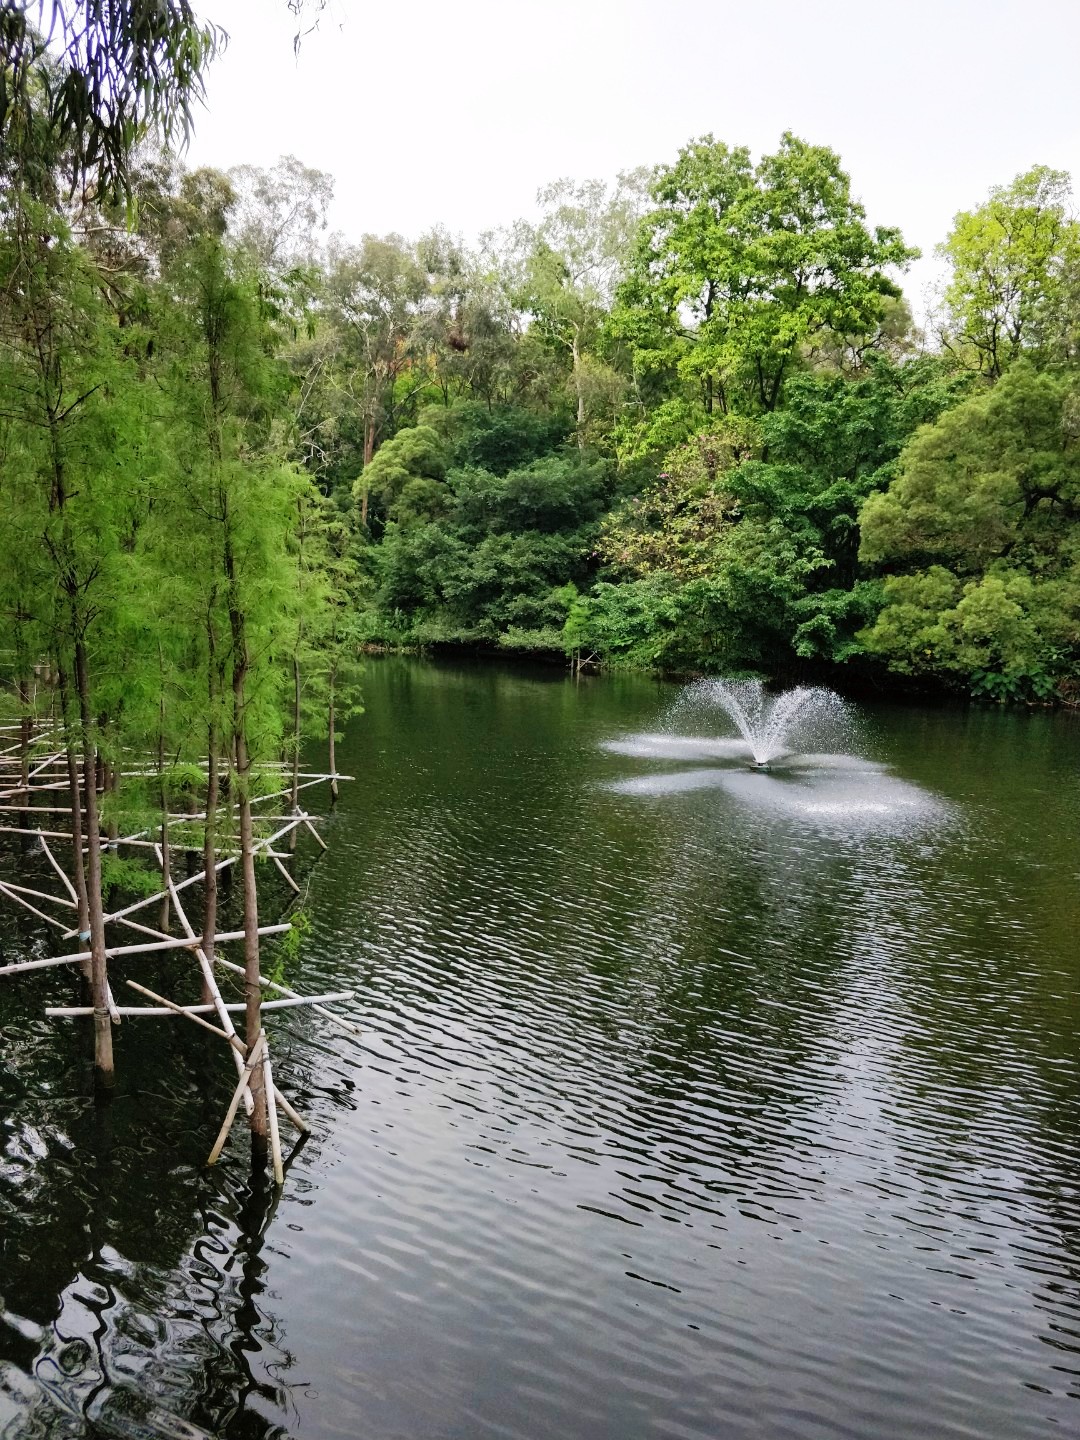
669,678,852,767
600,676,943,831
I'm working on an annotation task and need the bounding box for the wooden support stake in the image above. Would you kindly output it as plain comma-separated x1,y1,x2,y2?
271,854,301,894
39,835,78,904
208,1032,265,1165
303,818,328,852
262,1039,285,1184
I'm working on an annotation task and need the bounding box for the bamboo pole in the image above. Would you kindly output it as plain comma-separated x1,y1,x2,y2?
126,978,240,1041
303,817,328,852
208,1031,265,1165
0,925,292,976
44,992,352,1017
271,854,301,894
262,1040,285,1184
0,879,75,908
165,870,254,1116
59,816,306,939
0,804,80,814
39,835,78,903
104,980,122,1025
0,881,70,930
211,954,362,1039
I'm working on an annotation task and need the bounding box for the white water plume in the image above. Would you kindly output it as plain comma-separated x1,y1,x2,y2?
668,678,853,765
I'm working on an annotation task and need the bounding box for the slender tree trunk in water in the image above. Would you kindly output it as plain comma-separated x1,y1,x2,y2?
360,415,375,527
58,662,92,985
328,666,338,805
157,693,171,933
237,758,266,1146
105,759,119,849
17,678,30,831
202,609,220,1008
225,537,267,1145
289,654,301,852
74,638,114,1089
185,786,199,878
201,731,219,1008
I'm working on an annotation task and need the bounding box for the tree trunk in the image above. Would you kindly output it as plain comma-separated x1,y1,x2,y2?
157,691,171,933
572,332,586,449
57,660,92,986
289,653,301,852
105,758,119,848
225,535,267,1144
328,665,339,805
17,677,30,829
360,415,376,528
74,637,114,1090
201,610,220,1007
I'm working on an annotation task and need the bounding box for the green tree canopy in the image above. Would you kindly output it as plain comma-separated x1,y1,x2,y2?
613,131,917,421
936,166,1080,377
860,365,1080,698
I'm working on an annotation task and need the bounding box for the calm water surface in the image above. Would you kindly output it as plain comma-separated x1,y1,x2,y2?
2,658,1080,1439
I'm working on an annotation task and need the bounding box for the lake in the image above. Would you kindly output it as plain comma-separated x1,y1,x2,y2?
2,656,1080,1439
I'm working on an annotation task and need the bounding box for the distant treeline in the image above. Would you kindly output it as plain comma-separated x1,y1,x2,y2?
5,105,1080,702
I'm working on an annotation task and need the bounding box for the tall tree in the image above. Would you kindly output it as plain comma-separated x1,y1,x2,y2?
516,173,647,444
935,165,1080,378
323,234,430,519
613,132,917,424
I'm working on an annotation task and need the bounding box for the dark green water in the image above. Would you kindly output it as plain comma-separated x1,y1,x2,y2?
3,657,1080,1439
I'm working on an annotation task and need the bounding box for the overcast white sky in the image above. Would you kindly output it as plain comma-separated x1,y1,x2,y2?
186,0,1080,320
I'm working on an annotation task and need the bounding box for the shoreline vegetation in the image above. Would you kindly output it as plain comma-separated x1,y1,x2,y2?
4,13,1080,712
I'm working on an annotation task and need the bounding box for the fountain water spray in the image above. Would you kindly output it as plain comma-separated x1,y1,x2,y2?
669,678,851,767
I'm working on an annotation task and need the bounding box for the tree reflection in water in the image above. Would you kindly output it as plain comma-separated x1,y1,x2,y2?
0,1037,316,1440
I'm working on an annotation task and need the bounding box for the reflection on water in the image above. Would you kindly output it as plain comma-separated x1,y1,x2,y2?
3,658,1080,1439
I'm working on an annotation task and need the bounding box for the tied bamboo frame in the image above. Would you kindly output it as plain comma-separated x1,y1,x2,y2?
0,732,357,1185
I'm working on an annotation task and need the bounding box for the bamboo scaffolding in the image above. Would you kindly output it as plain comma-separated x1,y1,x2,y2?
208,1032,265,1165
0,740,345,1185
124,979,310,1133
0,880,70,930
39,835,79,903
210,954,362,1039
0,879,75,908
271,854,301,894
164,870,255,1116
104,980,122,1025
262,1042,285,1184
57,815,306,939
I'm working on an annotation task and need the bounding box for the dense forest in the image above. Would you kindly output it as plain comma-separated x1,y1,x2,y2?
5,6,1080,727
